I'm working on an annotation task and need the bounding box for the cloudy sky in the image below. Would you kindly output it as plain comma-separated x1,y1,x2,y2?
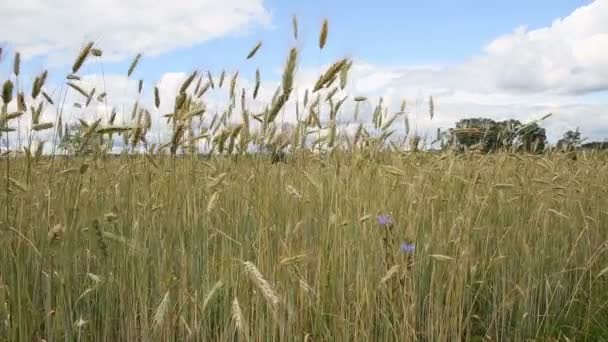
0,0,606,146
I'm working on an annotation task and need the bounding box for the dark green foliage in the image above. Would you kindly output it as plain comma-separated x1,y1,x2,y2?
58,122,109,155
517,122,546,153
449,117,547,153
556,130,582,152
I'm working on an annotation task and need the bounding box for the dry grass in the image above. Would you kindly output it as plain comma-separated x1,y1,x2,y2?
0,151,606,341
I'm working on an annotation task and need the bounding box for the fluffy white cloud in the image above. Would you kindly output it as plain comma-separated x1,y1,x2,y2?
5,0,607,152
334,0,608,97
0,0,270,62
313,0,608,143
458,0,608,95
42,70,283,151
335,60,608,143
56,54,607,152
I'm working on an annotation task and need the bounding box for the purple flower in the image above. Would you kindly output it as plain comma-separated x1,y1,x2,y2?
400,242,415,254
377,214,393,227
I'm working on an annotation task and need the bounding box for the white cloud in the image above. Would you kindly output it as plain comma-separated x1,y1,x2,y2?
7,58,604,156
334,0,608,98
41,70,283,150
467,0,608,95
0,0,270,63
5,0,608,152
333,61,608,144
307,0,608,143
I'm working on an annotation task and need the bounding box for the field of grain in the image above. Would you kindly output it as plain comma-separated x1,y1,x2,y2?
1,18,608,341
0,151,606,341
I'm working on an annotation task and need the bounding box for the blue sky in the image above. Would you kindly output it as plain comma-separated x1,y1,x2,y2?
0,0,607,144
5,0,591,80
55,0,593,80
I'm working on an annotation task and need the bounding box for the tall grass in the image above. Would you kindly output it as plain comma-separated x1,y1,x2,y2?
0,17,607,341
0,151,607,341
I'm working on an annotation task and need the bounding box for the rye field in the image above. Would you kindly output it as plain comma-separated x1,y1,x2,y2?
0,18,608,342
1,151,608,341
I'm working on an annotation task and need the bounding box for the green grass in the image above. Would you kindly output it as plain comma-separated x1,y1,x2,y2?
1,150,607,341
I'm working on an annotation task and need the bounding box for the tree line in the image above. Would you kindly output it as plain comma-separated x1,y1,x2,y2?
445,117,607,153
57,116,607,156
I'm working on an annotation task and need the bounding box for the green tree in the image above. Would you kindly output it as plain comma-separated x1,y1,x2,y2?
451,117,506,152
556,129,581,152
451,117,497,151
450,117,547,153
516,122,546,153
58,122,108,155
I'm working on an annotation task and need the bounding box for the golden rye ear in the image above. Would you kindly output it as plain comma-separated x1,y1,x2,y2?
72,41,94,74
319,19,329,49
246,41,262,60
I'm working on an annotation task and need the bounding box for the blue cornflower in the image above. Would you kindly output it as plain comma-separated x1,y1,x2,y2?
400,242,416,254
377,214,393,227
